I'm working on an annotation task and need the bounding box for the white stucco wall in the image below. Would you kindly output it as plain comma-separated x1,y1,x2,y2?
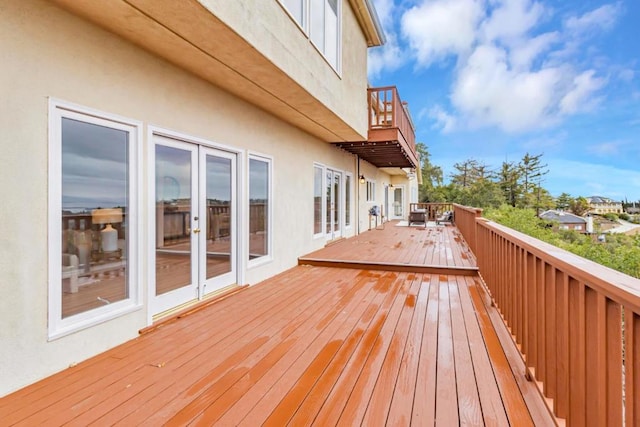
0,0,360,396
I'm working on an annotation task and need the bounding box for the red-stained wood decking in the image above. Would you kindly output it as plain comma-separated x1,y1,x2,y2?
0,224,554,426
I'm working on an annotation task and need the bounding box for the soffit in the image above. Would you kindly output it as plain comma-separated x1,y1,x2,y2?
348,0,385,47
49,0,364,142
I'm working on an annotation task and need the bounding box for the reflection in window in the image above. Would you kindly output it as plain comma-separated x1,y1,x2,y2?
249,157,271,261
206,155,232,280
155,145,192,296
310,0,339,68
60,118,129,318
314,165,323,234
280,0,304,26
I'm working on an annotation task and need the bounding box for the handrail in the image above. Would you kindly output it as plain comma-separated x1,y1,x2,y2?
455,205,640,425
368,86,416,154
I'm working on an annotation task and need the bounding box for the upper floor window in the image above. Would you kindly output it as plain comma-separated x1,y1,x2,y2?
278,0,341,71
280,0,304,26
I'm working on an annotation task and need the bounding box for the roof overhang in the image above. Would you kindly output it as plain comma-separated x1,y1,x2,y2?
49,0,367,142
348,0,386,47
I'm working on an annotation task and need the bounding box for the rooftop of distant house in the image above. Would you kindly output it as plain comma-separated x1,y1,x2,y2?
540,209,587,224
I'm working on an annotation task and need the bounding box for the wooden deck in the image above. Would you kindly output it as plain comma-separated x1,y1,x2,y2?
0,223,554,426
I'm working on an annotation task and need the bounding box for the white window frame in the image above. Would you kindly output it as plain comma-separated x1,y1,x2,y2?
366,180,376,202
278,0,306,32
247,153,274,268
277,0,341,73
313,163,325,239
48,99,143,340
345,172,352,228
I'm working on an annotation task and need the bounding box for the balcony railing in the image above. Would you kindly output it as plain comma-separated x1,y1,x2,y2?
368,86,416,154
334,86,418,169
454,204,640,426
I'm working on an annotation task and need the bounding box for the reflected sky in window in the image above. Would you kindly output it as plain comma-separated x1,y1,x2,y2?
249,159,268,200
62,118,128,212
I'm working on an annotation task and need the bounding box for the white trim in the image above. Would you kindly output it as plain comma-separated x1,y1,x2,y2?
247,152,274,269
48,99,143,340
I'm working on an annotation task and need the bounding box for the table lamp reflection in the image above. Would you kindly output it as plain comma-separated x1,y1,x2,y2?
91,208,122,252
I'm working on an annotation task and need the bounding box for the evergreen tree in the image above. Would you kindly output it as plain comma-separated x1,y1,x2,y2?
555,192,573,211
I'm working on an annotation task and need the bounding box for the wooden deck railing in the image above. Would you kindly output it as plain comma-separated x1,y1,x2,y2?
368,86,416,154
454,204,640,426
409,202,453,221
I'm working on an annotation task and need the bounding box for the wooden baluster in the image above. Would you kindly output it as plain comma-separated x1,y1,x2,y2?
626,309,640,426
555,271,569,419
568,279,586,425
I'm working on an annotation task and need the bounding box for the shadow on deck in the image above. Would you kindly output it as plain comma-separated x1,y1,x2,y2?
0,222,555,426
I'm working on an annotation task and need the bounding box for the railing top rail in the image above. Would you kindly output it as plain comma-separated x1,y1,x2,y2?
368,86,398,93
453,203,483,215
477,217,640,313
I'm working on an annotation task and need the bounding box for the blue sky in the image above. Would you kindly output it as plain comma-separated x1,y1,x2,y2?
367,0,640,202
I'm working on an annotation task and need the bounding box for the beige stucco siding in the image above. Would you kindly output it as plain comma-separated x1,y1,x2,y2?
0,0,358,395
198,0,370,135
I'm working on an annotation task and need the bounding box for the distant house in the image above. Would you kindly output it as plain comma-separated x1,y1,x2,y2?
587,196,623,215
540,210,588,233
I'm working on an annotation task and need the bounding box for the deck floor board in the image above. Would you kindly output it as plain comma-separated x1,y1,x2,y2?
1,223,554,426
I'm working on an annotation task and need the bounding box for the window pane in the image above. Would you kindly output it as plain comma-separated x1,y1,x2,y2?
345,175,351,226
325,0,338,68
281,0,304,26
314,166,323,234
155,145,192,296
249,158,269,260
310,0,325,52
61,118,129,318
326,171,332,234
206,155,232,280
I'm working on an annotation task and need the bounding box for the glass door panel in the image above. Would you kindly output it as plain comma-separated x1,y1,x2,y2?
393,187,404,218
200,147,236,295
325,169,342,239
333,173,340,234
153,139,198,314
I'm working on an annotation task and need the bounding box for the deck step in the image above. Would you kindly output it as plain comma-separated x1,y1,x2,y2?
298,257,479,276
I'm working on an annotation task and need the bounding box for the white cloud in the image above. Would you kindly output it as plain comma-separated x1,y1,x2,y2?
401,0,484,67
587,141,623,156
509,32,559,70
565,2,622,35
480,0,545,43
368,33,406,79
427,105,457,133
619,68,635,82
451,44,562,132
559,70,605,114
393,0,620,133
368,0,407,79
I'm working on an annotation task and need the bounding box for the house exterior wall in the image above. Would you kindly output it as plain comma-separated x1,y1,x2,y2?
0,0,366,396
199,0,370,136
589,203,623,215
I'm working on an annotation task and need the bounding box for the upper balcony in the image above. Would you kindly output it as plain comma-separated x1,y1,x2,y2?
333,86,419,169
